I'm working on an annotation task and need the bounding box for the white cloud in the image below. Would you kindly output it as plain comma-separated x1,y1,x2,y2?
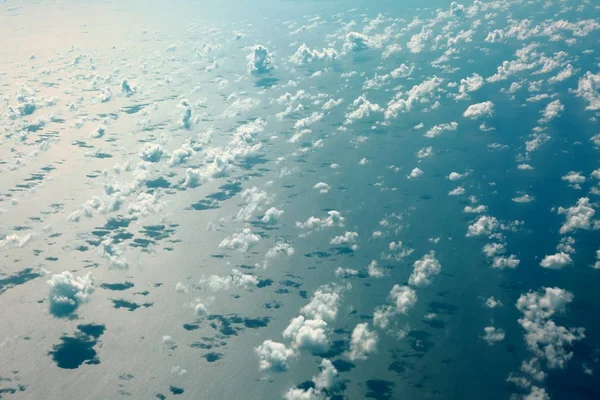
198,268,258,292
283,316,329,353
289,43,337,65
390,64,413,78
407,28,433,53
283,388,320,400
409,251,441,287
343,94,383,125
448,172,465,181
296,210,345,230
390,284,417,314
47,271,95,316
492,255,520,269
265,242,295,258
417,146,433,159
539,100,563,124
407,167,424,180
558,197,596,234
561,171,586,189
425,122,458,138
330,231,358,250
385,76,443,119
573,71,600,110
255,340,295,372
219,228,260,252
313,359,338,390
540,252,573,270
261,207,284,224
448,186,465,196
483,243,505,257
348,323,378,360
247,45,273,75
367,260,384,278
483,326,506,345
467,216,499,237
301,284,343,322
457,73,484,99
463,101,494,119
516,287,585,369
139,143,166,162
335,267,359,278
313,182,330,194
464,205,488,213
513,194,534,203
485,296,503,309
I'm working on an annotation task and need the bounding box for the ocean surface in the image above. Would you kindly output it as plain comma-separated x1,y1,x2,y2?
1,0,600,399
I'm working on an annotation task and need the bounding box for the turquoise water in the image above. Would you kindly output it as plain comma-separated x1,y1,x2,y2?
0,0,599,399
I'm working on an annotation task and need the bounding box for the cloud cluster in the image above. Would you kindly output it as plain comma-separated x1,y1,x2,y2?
47,271,95,316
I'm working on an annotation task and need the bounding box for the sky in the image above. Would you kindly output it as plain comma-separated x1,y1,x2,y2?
1,0,600,399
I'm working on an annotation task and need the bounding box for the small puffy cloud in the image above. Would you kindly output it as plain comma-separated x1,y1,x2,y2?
516,287,584,369
47,271,95,316
178,99,192,129
425,121,458,138
342,31,384,53
463,101,494,119
573,71,600,110
367,260,384,278
390,64,413,78
374,285,417,329
283,316,329,353
513,194,535,203
296,210,345,230
483,326,506,345
335,267,359,278
548,64,575,84
284,388,320,400
313,182,330,194
561,171,586,189
457,73,484,99
266,242,295,258
0,232,36,249
301,284,343,322
483,243,505,257
540,252,573,270
139,143,166,162
255,340,295,372
407,167,423,180
485,296,503,308
219,228,260,252
539,100,563,124
390,285,417,314
448,172,465,181
247,45,274,75
385,76,443,119
348,323,378,360
464,205,488,213
407,28,433,53
492,255,520,269
466,216,499,237
417,146,433,159
343,94,383,125
558,197,596,234
448,186,465,196
592,249,600,269
198,268,258,292
409,251,441,287
261,207,284,224
330,231,359,250
289,43,338,65
313,359,338,390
